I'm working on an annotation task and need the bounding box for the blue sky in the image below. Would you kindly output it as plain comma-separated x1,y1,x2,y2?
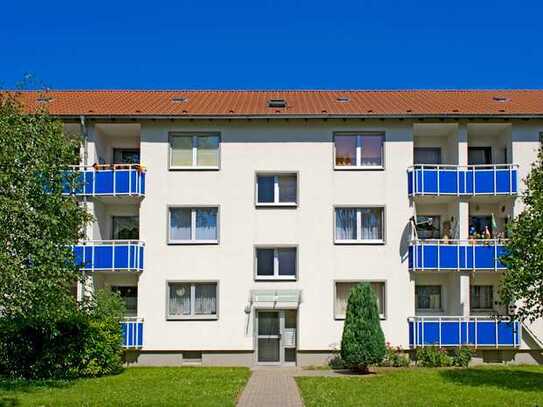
2,0,542,89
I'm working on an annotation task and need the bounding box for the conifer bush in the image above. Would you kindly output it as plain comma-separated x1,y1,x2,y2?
340,283,386,373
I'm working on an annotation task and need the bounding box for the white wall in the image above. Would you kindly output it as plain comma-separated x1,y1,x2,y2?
83,118,543,354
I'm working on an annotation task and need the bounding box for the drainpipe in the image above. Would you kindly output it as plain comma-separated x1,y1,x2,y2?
79,115,90,301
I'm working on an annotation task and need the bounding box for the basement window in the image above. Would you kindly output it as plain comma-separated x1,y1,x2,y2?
267,99,287,108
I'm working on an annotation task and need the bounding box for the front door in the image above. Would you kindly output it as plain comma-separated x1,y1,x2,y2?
256,310,297,365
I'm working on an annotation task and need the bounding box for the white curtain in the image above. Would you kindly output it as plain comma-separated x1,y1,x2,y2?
170,208,191,240
194,284,217,315
336,208,357,240
169,283,191,315
360,135,383,166
196,136,219,166
195,208,218,240
361,208,382,240
170,135,193,166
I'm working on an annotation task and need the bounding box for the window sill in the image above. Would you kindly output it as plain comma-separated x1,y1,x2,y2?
334,240,385,245
255,203,298,208
167,315,218,321
334,165,384,171
255,276,297,281
168,240,219,245
169,166,220,171
335,315,386,321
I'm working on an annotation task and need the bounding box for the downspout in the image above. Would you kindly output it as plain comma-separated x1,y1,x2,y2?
79,115,89,301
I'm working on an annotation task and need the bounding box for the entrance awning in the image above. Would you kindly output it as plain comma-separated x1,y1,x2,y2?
250,289,301,309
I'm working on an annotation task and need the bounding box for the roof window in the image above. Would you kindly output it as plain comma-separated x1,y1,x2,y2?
336,96,350,103
492,96,510,102
171,96,188,103
267,99,287,108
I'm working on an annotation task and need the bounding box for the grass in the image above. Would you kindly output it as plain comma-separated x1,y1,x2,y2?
296,365,543,407
0,366,250,407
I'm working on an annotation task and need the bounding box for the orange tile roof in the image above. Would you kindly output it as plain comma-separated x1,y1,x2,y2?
10,89,543,118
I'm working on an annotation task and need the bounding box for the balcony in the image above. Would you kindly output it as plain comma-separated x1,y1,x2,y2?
408,239,508,271
408,316,520,348
73,240,145,272
407,164,518,196
64,164,146,198
121,318,143,349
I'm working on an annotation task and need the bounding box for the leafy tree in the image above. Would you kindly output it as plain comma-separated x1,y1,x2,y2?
0,93,125,379
0,92,90,322
340,283,386,373
501,145,543,322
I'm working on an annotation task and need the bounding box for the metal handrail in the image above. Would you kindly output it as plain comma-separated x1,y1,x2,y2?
69,164,146,171
408,163,519,170
77,240,145,246
410,239,509,245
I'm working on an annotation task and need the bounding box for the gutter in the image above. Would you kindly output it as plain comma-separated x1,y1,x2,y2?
55,113,543,121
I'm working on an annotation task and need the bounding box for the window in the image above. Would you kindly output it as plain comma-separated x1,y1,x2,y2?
415,286,442,310
335,282,385,319
111,286,138,317
468,147,492,166
167,282,217,319
113,148,140,164
471,285,494,310
469,215,493,238
335,207,384,243
414,148,441,165
335,133,384,168
169,207,218,243
416,215,441,239
255,247,297,280
112,216,139,240
170,133,220,168
256,174,297,206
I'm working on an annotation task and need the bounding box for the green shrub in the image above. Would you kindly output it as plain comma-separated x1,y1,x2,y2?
328,353,348,369
340,283,386,373
415,346,453,367
451,347,473,367
0,290,125,379
380,343,410,367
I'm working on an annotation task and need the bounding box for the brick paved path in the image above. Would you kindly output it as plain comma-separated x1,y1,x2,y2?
237,368,304,407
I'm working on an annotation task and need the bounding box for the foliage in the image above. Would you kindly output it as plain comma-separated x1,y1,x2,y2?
328,353,348,369
340,283,386,373
0,92,90,322
501,144,543,321
379,343,410,367
0,290,126,379
450,347,473,368
415,347,453,367
0,367,251,407
296,366,543,407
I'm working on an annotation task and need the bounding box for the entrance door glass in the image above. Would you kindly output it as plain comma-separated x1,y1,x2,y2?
257,312,280,363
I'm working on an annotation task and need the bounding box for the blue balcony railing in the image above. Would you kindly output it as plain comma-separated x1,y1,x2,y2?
407,164,518,196
121,318,143,349
408,316,520,348
63,165,146,197
73,240,145,272
409,239,507,271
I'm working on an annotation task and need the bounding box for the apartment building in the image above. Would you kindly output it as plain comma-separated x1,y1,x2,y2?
20,90,543,366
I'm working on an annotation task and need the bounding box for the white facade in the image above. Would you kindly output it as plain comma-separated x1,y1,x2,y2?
75,118,543,366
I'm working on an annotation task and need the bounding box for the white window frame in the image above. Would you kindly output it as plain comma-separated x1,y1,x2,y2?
167,206,219,244
415,285,443,312
254,246,298,281
334,280,386,320
334,132,385,170
166,281,219,320
334,206,385,244
255,172,298,207
169,133,221,170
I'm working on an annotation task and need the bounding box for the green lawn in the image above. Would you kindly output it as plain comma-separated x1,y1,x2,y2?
0,367,250,407
296,365,543,407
